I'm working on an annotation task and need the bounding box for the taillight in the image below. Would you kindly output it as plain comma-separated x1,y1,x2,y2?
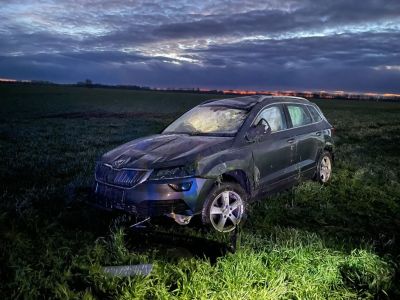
331,127,335,136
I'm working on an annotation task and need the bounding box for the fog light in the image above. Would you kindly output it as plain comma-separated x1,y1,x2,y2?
168,181,192,192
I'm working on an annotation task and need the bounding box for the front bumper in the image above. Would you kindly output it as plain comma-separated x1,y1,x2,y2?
88,177,214,217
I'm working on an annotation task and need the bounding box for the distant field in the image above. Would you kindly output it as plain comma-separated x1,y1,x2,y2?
1,84,400,299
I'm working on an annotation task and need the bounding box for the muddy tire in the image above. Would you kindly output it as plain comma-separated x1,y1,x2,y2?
201,182,247,233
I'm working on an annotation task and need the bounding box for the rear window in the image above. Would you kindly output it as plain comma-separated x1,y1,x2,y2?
287,105,313,127
307,105,322,122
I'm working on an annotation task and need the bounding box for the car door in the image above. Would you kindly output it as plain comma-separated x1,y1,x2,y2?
285,104,320,175
251,104,297,192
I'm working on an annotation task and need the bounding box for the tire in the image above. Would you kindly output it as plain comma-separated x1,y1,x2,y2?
201,182,247,233
316,151,333,183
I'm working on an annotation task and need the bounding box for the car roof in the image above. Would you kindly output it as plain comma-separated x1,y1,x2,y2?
200,95,311,110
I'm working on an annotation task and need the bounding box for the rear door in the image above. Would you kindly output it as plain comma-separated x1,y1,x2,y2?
285,104,321,174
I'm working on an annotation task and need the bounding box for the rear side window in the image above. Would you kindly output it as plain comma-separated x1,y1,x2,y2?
307,105,322,122
287,105,313,127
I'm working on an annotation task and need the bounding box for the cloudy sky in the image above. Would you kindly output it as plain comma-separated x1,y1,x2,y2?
1,0,399,92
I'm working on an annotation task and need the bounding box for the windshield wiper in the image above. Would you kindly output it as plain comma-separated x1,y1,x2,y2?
189,132,235,137
164,131,234,137
188,131,206,136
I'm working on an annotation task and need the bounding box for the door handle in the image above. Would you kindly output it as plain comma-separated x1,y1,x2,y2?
315,131,321,136
287,138,295,144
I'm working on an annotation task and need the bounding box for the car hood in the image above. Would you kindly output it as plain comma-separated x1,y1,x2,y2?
101,134,234,169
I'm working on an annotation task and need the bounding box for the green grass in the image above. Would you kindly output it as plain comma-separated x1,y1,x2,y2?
1,84,400,299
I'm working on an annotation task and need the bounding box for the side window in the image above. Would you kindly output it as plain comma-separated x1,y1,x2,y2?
254,106,287,132
287,105,313,127
307,105,322,122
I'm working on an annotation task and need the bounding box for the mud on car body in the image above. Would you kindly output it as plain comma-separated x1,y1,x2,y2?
89,96,334,232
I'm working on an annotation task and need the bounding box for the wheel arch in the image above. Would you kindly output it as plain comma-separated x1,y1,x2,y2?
220,169,252,196
323,142,335,162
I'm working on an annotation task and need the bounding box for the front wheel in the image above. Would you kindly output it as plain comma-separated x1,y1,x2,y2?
316,151,333,183
201,182,247,233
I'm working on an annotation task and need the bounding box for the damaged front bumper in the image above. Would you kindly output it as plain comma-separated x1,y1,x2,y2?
88,177,215,218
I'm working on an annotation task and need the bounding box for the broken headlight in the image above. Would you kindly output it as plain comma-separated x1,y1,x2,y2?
149,165,196,180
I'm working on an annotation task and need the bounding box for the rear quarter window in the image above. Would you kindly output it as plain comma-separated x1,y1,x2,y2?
287,104,313,127
307,105,323,122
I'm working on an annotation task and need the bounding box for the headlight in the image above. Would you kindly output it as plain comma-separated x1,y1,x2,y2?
149,164,196,180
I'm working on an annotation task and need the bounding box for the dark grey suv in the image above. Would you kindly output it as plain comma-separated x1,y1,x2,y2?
90,96,334,232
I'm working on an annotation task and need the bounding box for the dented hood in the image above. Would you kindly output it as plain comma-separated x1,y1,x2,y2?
101,134,233,169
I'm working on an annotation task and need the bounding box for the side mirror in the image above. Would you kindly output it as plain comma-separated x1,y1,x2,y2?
258,118,272,134
245,118,271,142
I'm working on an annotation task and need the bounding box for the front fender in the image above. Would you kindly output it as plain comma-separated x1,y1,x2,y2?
196,148,256,193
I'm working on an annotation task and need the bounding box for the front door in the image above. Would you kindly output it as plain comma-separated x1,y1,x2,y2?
251,105,297,193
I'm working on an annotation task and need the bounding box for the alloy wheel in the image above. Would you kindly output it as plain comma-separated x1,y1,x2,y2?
320,155,332,183
209,190,244,232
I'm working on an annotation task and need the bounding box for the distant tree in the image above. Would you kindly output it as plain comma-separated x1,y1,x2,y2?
77,79,93,87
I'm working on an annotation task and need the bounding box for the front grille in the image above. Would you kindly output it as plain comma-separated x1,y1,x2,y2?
91,183,136,213
95,163,146,187
95,183,124,203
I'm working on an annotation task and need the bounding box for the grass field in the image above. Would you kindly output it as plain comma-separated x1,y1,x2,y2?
1,84,400,299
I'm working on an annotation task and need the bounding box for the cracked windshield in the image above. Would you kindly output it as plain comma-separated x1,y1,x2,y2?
163,106,248,135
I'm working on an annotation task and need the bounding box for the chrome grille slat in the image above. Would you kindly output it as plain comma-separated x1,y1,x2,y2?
95,163,146,187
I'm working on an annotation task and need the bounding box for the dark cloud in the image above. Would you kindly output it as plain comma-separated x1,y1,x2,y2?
134,0,400,42
0,0,399,92
194,32,400,68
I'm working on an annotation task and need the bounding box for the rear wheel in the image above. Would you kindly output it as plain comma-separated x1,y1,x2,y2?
201,182,247,233
316,151,333,183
